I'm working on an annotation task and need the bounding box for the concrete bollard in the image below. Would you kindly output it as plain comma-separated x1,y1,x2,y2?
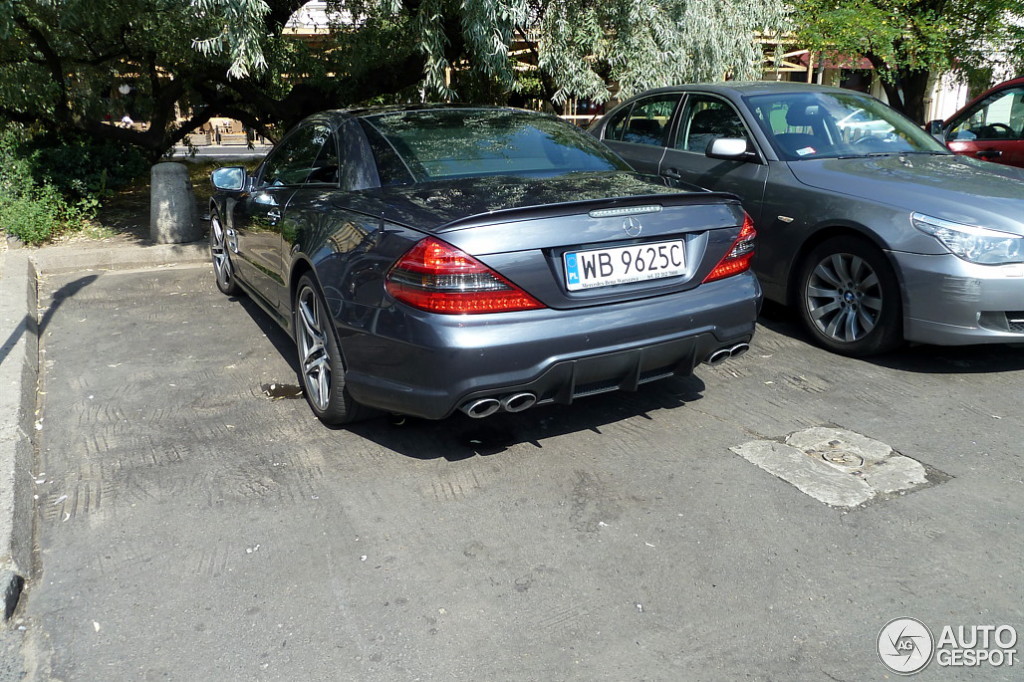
150,162,202,244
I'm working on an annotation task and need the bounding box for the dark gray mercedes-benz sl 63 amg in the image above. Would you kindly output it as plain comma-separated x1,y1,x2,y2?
208,106,761,425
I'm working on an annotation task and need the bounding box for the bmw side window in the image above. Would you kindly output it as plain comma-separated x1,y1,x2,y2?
949,88,1024,141
675,96,748,153
620,95,681,146
603,105,634,142
260,125,329,187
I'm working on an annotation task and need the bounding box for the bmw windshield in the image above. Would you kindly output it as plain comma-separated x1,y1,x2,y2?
744,91,950,161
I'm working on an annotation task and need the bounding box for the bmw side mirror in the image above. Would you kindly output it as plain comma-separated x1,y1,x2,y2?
926,119,946,141
211,166,247,192
706,138,753,161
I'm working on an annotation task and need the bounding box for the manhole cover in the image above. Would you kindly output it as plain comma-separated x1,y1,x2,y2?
819,450,864,467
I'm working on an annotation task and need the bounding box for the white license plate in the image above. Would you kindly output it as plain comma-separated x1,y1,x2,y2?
564,240,685,291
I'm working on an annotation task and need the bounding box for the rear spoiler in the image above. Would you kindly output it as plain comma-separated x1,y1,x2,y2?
437,191,743,233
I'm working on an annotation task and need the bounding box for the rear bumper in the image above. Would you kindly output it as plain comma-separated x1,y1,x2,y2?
339,273,761,419
895,252,1024,345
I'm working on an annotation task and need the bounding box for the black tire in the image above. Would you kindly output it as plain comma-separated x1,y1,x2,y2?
209,210,241,296
797,236,903,356
293,274,369,425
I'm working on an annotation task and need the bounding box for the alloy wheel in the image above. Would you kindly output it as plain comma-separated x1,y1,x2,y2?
296,285,332,412
209,214,235,293
805,252,883,344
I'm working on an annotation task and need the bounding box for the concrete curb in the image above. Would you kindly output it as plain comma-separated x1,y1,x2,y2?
0,239,208,620
0,250,37,621
29,240,208,275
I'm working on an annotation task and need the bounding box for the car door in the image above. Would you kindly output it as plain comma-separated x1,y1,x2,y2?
234,124,331,308
945,84,1024,167
599,93,684,174
658,93,770,224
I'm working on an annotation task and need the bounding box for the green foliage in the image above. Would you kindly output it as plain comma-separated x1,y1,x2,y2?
189,0,271,79
0,126,103,245
349,0,789,105
536,0,789,104
24,134,149,200
794,0,952,72
0,0,788,157
792,0,1024,118
0,185,95,246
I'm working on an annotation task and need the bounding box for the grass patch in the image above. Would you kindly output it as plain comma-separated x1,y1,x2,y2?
76,222,120,240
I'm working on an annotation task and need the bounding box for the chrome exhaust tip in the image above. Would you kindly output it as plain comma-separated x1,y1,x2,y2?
461,398,501,419
729,342,750,359
501,392,537,413
706,349,732,365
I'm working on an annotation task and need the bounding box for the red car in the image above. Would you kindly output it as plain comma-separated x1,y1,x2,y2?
931,76,1024,167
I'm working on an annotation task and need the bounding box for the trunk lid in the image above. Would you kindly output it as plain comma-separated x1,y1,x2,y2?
345,172,749,309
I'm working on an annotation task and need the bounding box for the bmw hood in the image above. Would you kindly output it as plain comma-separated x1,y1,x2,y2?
787,154,1024,235
336,171,725,231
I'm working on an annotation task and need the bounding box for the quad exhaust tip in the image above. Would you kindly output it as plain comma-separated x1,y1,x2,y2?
705,342,751,366
729,342,750,359
462,398,501,419
501,392,537,413
460,392,538,418
706,349,732,365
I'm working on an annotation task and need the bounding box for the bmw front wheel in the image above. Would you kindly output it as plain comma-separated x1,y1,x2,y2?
798,236,902,356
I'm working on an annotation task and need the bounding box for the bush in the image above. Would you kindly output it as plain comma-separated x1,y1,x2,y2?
0,187,94,245
25,132,149,200
0,125,130,245
0,127,35,197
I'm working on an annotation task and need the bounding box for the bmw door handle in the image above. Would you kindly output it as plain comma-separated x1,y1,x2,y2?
267,210,282,222
661,168,683,180
976,149,1003,159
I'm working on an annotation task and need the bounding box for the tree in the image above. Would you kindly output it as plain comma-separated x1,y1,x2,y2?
0,0,787,160
793,0,1024,123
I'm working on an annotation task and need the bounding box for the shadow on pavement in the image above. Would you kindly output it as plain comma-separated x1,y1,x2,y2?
237,294,300,376
872,343,1024,374
0,274,97,366
347,373,706,461
757,300,1024,375
232,282,709,460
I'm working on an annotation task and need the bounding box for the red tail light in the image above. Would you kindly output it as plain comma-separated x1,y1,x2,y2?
385,237,545,314
703,213,756,283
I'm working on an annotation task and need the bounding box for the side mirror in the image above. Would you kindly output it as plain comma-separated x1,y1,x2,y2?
925,119,946,141
211,166,247,192
706,137,753,161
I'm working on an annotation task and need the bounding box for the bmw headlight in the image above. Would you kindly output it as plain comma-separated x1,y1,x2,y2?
911,212,1024,265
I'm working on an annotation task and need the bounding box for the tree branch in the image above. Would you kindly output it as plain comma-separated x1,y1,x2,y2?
12,12,71,121
264,0,309,31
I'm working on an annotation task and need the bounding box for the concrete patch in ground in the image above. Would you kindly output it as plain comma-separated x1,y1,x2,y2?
731,426,938,509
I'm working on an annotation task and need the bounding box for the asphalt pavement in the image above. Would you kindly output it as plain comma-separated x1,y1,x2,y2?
1,239,1023,680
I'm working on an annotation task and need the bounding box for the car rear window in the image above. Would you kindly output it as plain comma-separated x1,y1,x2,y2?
361,109,628,182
